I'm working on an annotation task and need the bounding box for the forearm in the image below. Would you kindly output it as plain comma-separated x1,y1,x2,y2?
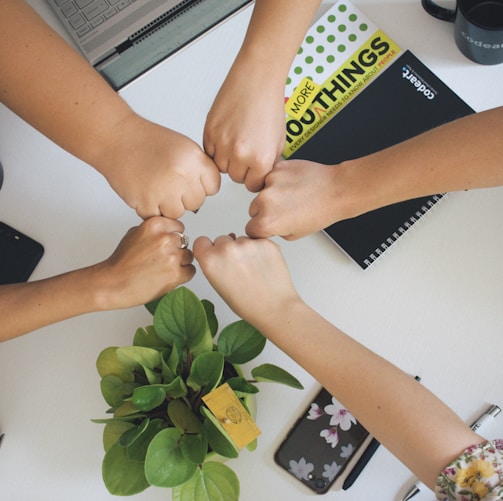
251,299,481,489
0,266,108,342
0,0,134,172
341,106,503,218
236,0,322,80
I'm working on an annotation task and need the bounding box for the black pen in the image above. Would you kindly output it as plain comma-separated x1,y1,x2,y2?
342,436,380,490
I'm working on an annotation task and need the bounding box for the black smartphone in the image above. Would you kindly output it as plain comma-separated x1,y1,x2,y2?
0,221,44,284
274,387,370,494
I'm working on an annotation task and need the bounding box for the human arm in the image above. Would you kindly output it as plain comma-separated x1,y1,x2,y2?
0,0,220,219
0,217,194,341
193,235,483,490
203,0,322,192
246,106,503,239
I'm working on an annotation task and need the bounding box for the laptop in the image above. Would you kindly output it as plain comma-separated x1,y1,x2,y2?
46,0,252,89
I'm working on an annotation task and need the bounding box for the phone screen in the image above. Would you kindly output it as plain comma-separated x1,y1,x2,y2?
0,221,44,284
274,387,369,494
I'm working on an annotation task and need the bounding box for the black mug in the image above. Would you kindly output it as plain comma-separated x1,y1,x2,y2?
0,161,3,191
422,0,503,64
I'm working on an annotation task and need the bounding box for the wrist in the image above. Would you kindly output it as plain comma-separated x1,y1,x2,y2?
89,110,144,179
334,156,401,219
78,262,124,312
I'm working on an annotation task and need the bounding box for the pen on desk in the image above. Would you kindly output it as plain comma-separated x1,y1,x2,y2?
401,403,502,501
342,437,381,490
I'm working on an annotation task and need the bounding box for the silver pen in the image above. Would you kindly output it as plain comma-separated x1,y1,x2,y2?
401,404,501,501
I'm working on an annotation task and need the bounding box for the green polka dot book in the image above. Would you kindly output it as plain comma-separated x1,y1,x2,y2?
284,0,401,158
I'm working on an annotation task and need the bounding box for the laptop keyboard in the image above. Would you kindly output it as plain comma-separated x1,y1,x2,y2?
53,0,136,38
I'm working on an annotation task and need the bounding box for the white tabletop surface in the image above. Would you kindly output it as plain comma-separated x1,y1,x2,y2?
1,1,502,500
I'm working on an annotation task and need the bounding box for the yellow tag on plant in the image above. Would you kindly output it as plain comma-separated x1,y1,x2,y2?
202,383,261,449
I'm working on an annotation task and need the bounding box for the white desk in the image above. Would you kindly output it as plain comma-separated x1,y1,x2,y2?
1,1,502,500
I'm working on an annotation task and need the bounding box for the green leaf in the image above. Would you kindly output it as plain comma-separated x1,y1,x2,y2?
246,438,258,452
96,347,135,383
145,428,197,488
102,441,149,496
202,299,218,338
251,364,304,389
119,418,150,447
153,287,210,350
143,366,162,385
100,375,137,408
114,400,143,418
132,386,166,412
200,407,239,459
133,325,168,348
145,296,162,315
168,399,203,434
161,344,180,383
187,352,224,394
122,419,167,462
92,416,142,425
217,321,266,364
172,462,240,501
103,420,135,452
164,375,188,399
225,377,259,397
180,432,208,465
116,346,161,371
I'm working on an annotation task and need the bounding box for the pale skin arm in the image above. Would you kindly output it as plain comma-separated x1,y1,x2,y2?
0,217,195,342
0,0,220,219
246,106,503,239
193,235,483,490
203,0,322,192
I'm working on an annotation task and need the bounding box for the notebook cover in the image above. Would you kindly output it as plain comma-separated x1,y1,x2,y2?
290,50,474,269
283,0,402,158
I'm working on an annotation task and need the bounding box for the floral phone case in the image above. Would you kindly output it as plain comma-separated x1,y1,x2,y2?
274,387,369,494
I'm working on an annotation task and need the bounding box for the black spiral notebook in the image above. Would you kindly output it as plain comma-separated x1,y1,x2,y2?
290,50,474,269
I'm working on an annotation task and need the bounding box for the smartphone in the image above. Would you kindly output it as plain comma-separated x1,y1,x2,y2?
0,221,44,284
274,387,370,494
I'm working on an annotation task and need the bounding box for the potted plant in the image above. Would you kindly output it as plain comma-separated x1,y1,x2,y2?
93,286,303,500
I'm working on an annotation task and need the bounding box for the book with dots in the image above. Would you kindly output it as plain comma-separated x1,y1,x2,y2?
284,2,473,269
283,1,401,158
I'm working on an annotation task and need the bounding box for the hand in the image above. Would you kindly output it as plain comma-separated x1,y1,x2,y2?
96,217,195,309
193,235,299,326
99,116,221,219
203,58,285,192
246,159,349,240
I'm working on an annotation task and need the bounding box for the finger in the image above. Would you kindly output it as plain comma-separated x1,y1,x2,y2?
168,231,190,250
202,130,216,158
193,236,214,259
248,193,261,218
157,198,185,220
177,263,197,285
180,249,194,266
212,233,239,248
200,163,222,196
136,205,162,220
245,217,271,239
212,148,230,174
147,216,184,236
243,166,267,193
180,183,207,214
226,161,248,185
